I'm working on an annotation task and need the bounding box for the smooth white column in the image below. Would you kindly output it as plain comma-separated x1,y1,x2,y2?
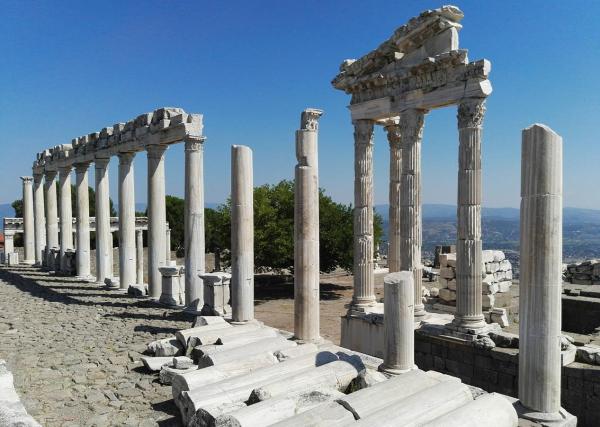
231,145,254,322
147,144,168,298
165,228,171,263
20,176,35,264
352,120,376,308
385,122,401,273
294,108,323,342
58,166,73,272
399,110,426,319
74,163,92,279
184,137,206,311
518,124,566,420
454,98,486,330
95,157,112,285
32,172,46,265
136,229,144,285
380,271,416,375
118,152,137,290
43,170,59,266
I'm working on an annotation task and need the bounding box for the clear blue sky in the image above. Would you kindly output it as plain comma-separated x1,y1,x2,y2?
1,1,599,209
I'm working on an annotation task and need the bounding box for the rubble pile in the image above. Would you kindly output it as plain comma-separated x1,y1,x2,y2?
563,260,600,285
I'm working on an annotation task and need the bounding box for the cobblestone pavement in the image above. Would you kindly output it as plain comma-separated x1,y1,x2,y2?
0,265,192,427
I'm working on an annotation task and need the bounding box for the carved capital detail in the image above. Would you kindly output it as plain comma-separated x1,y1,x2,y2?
399,109,425,143
20,176,34,184
301,108,324,131
74,162,92,173
384,124,402,147
185,136,206,152
353,120,374,145
118,151,136,165
458,98,486,129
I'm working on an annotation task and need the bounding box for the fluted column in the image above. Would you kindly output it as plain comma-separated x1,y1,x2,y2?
136,229,144,285
58,166,73,272
118,152,137,290
32,173,46,265
165,228,171,263
184,137,206,311
294,108,323,342
95,157,112,285
518,124,568,421
352,120,376,308
399,109,426,318
454,98,486,330
74,162,92,279
43,170,59,267
147,144,168,298
385,122,401,273
20,176,35,264
231,145,254,322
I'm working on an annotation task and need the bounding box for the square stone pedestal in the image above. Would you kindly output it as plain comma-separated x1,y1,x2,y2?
158,266,185,307
199,272,231,316
6,252,19,266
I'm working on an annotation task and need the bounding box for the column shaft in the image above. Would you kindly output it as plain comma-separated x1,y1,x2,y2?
147,144,168,298
58,167,73,271
184,137,206,310
75,163,91,278
33,173,46,265
352,120,376,307
165,228,171,263
294,109,323,342
21,176,35,264
519,124,563,414
136,229,144,285
385,123,402,273
454,99,486,329
44,171,59,266
231,145,254,322
118,152,137,290
399,110,426,318
95,158,112,284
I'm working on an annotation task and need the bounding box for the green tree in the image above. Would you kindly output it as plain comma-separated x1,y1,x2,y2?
165,195,185,254
205,204,231,270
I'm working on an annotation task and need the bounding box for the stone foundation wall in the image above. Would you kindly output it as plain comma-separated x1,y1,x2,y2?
414,331,600,427
562,295,600,335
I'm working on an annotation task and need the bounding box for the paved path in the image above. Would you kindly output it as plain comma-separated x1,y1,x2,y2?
0,265,192,427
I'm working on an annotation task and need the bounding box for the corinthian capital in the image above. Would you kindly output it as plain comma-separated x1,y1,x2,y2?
353,120,374,144
300,108,324,131
399,109,425,143
457,98,486,129
384,123,402,147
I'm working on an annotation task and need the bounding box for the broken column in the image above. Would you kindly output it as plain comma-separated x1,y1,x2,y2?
384,122,401,273
454,98,486,330
231,145,254,323
184,136,206,311
20,176,35,264
58,166,73,272
379,271,416,374
147,144,168,298
74,162,92,279
518,124,574,424
95,157,112,285
136,229,144,285
43,170,59,268
165,228,172,264
352,120,376,308
32,172,46,265
118,152,137,290
399,110,426,319
294,108,323,342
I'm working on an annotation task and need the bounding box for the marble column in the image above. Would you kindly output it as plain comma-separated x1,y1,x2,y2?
454,98,486,330
231,145,254,322
384,122,401,273
43,170,59,267
58,166,73,272
165,228,171,264
380,271,416,375
294,108,323,342
399,109,426,318
147,144,168,299
32,172,46,265
20,176,35,264
184,137,206,311
352,120,376,308
95,157,112,285
74,162,92,279
518,124,568,422
136,229,144,285
118,152,137,291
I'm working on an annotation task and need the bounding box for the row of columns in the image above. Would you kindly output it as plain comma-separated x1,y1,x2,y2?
352,97,487,329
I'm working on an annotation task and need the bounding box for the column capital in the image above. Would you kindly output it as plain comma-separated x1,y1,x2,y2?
74,162,92,173
44,170,57,181
300,108,324,131
384,123,402,147
118,151,136,164
399,109,425,142
58,165,72,175
32,171,44,182
353,119,374,144
95,157,110,169
146,143,168,158
20,176,34,185
184,136,206,152
457,98,486,129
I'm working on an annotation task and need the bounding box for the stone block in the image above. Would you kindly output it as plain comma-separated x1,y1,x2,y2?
429,287,439,297
440,267,455,279
447,279,457,291
482,282,498,295
7,252,19,266
158,266,185,307
199,272,231,316
173,356,194,370
576,346,600,365
490,308,509,327
439,288,456,302
438,277,448,288
497,280,512,293
482,294,495,309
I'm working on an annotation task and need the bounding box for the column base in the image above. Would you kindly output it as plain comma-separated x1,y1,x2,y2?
414,303,427,319
452,314,487,332
75,275,95,283
378,363,417,376
513,402,577,426
22,259,35,265
292,335,325,345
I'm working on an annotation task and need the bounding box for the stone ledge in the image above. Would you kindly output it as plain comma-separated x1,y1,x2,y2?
0,360,41,427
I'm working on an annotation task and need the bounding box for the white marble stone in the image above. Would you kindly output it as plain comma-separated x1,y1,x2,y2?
94,158,112,284
43,170,59,267
147,144,168,298
20,177,35,264
58,166,73,272
74,163,92,278
32,173,46,265
118,152,137,290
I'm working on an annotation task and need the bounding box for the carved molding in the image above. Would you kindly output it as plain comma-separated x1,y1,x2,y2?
399,109,425,143
185,136,206,152
457,98,486,128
